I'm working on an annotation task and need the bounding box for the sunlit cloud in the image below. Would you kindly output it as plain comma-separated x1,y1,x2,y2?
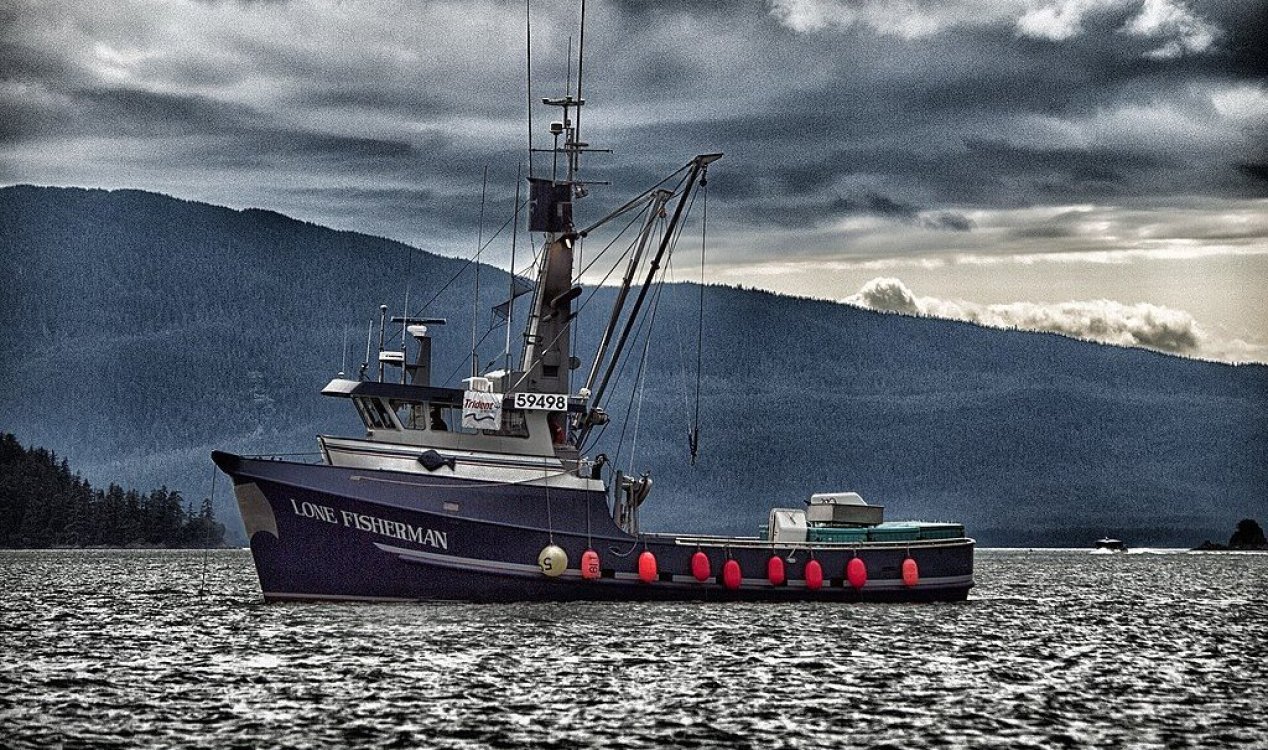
1123,0,1218,58
842,276,1267,363
770,0,1220,58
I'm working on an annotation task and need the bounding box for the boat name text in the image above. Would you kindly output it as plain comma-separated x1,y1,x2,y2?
289,499,448,550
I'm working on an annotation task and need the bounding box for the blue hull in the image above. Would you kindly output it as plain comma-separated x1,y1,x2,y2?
213,452,974,603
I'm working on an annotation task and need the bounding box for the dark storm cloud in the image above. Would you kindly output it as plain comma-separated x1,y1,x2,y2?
1,0,1265,262
580,0,1264,253
1239,164,1268,184
921,213,975,232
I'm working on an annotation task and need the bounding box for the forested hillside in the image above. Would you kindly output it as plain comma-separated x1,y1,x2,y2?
2,185,1265,546
0,433,224,548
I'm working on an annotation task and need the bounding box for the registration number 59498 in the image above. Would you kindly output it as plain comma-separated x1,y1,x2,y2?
513,392,568,411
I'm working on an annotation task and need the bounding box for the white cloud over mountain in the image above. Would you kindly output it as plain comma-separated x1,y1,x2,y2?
843,277,1266,363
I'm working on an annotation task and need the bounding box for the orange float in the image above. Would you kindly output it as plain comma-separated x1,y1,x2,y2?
722,559,742,590
581,549,601,580
690,551,711,582
902,556,919,587
804,559,824,590
637,550,658,584
767,555,786,586
846,557,868,590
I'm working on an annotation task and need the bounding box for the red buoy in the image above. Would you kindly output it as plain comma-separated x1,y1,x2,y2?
722,559,742,589
581,549,601,580
637,550,658,584
902,556,919,587
767,555,786,586
846,557,868,590
691,551,711,582
804,559,824,590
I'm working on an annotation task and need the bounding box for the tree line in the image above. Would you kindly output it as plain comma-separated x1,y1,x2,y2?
0,433,225,548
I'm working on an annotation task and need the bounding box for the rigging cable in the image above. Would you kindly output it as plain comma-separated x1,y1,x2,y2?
690,171,708,465
610,211,669,467
506,163,523,371
621,266,670,474
574,198,654,282
408,196,529,330
582,182,701,455
504,210,648,394
405,160,692,344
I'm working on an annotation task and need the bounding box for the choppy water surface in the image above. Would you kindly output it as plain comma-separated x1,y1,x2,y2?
2,549,1266,748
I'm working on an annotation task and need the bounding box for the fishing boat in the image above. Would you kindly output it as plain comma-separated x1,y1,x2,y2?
1092,537,1128,553
212,5,975,604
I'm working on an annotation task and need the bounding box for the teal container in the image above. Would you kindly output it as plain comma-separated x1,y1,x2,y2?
868,524,920,542
914,523,965,540
807,526,869,543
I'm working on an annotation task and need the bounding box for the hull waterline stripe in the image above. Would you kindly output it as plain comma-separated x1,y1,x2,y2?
262,591,421,603
349,471,574,490
324,440,563,469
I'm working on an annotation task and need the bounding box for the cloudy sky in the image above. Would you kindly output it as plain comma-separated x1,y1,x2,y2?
3,0,1266,361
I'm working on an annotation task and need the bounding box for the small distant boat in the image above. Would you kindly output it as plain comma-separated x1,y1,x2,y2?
1092,537,1128,553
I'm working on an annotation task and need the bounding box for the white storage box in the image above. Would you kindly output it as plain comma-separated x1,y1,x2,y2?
806,492,884,525
767,508,808,543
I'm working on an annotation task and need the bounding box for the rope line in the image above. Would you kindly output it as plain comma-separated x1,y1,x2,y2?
691,173,708,464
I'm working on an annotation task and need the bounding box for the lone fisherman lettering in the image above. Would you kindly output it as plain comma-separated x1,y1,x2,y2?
289,499,448,550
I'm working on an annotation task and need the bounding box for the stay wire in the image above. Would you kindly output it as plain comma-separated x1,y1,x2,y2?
691,174,708,465
198,464,215,597
622,269,670,474
574,199,653,281
582,183,699,456
610,212,670,467
405,196,530,334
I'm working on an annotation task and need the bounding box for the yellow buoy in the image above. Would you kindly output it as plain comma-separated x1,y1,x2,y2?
538,544,568,577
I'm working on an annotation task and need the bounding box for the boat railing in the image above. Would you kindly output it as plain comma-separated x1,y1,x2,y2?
662,534,975,551
241,452,325,464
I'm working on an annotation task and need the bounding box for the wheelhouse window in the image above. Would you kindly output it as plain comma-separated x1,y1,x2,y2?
371,398,396,429
353,397,382,429
391,400,426,430
354,397,397,430
428,404,453,432
352,397,376,429
365,398,530,437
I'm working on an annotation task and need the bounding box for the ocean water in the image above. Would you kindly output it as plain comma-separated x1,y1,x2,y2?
2,549,1265,749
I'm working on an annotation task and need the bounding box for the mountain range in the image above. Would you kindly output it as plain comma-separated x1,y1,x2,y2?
2,184,1264,547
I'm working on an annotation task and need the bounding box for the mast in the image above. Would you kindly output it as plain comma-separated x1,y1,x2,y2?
506,164,523,372
516,0,598,395
515,1,716,412
518,200,577,395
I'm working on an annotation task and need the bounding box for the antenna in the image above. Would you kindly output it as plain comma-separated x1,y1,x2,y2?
340,324,348,377
525,0,534,177
471,166,489,378
361,314,373,380
506,163,523,372
376,304,388,382
402,240,414,385
575,0,586,180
